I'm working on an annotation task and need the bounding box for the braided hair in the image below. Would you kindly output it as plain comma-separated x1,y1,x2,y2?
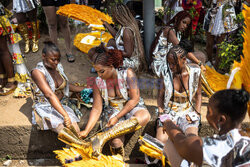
112,3,147,71
150,11,192,63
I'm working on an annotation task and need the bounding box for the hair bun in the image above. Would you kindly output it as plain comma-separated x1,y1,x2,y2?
233,89,249,105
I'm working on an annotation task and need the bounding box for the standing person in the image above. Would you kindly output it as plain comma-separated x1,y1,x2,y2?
163,0,183,24
182,0,203,34
0,2,30,97
80,45,151,158
41,0,75,62
13,0,39,53
151,11,205,78
31,41,84,133
162,89,250,166
155,45,202,166
0,3,17,95
102,3,147,72
204,0,238,68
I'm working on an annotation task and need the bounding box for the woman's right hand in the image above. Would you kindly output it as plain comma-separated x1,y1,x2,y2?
63,116,72,128
79,130,89,139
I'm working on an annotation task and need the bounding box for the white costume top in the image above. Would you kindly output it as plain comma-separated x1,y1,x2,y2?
151,28,182,77
115,27,140,71
181,129,250,167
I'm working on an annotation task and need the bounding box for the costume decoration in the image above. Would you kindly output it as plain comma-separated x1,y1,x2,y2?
74,31,112,53
57,4,113,31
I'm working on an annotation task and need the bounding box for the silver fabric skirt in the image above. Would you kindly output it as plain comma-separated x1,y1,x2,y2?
13,0,38,13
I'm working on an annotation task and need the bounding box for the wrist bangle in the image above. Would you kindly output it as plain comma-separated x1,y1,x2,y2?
115,115,119,120
198,61,202,66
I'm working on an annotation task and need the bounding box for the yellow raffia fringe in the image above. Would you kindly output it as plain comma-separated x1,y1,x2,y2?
57,4,113,27
203,66,229,92
138,136,168,167
74,31,112,53
54,146,125,167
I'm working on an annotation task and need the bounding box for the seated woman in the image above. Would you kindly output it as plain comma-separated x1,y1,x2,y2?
80,45,151,158
151,11,206,77
162,89,250,166
102,3,147,72
156,45,202,166
31,41,84,133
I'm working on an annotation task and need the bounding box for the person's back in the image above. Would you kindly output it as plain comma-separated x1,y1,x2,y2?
163,89,250,167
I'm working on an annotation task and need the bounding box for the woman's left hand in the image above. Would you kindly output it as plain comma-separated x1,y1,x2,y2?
106,116,119,128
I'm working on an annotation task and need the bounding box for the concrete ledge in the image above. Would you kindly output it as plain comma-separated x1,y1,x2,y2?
0,94,249,159
0,104,249,159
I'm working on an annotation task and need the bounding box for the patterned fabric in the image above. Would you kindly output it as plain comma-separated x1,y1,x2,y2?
182,0,202,32
95,68,146,129
161,64,201,131
32,62,79,130
203,0,238,36
0,14,22,44
181,129,250,167
13,0,38,13
0,6,31,97
151,28,182,77
115,27,140,71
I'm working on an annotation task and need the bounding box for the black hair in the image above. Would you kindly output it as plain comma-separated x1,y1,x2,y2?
209,89,249,122
42,40,60,55
179,39,194,53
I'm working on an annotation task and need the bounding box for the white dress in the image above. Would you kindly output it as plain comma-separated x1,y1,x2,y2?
95,68,146,129
151,28,181,77
203,0,238,36
32,62,80,130
13,0,39,13
161,64,201,131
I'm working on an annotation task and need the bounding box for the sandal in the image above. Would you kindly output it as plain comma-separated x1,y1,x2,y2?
0,77,17,96
66,54,75,63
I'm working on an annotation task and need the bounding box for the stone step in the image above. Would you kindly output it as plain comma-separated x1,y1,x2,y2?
0,159,147,167
0,95,249,160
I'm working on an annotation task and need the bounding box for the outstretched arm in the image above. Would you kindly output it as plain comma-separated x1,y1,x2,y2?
80,82,103,138
163,120,203,166
32,69,71,127
69,83,85,93
187,53,206,71
103,21,117,37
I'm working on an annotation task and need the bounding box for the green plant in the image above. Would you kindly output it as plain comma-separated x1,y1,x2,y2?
217,12,244,72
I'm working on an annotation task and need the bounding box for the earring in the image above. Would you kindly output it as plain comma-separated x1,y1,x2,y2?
217,124,221,132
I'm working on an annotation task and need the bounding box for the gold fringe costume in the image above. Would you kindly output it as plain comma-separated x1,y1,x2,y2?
54,117,141,166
